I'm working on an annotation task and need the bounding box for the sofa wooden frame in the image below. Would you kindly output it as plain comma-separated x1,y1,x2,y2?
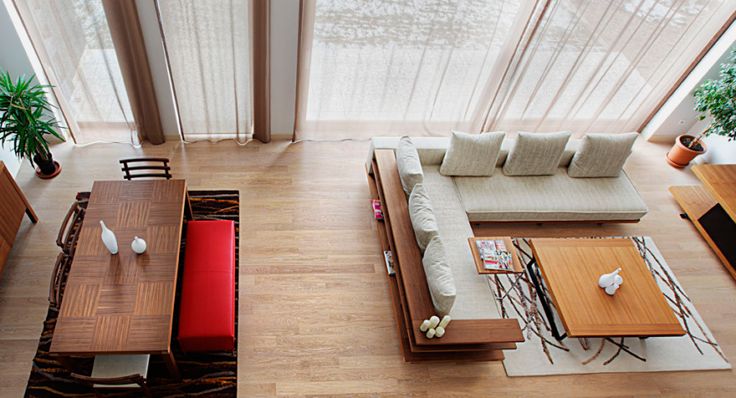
367,149,524,362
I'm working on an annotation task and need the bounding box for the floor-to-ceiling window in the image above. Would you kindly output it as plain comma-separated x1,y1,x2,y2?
295,0,736,140
13,0,135,144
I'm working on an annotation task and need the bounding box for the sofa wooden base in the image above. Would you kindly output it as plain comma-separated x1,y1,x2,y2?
367,150,524,362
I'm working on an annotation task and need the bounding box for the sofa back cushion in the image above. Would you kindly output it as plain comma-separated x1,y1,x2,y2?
502,131,571,176
408,184,439,252
396,136,424,194
422,235,456,316
440,131,505,176
568,132,638,178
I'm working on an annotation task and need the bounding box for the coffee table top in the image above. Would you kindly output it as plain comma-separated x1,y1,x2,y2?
51,180,187,355
530,238,684,338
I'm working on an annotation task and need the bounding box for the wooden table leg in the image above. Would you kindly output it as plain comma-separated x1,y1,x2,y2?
184,191,193,221
163,351,181,379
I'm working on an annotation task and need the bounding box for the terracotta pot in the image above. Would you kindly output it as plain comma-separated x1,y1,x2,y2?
666,134,706,168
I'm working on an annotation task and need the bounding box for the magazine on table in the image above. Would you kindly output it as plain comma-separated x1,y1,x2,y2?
476,239,513,271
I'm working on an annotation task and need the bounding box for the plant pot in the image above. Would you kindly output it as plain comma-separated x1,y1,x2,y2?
666,134,706,168
33,152,61,179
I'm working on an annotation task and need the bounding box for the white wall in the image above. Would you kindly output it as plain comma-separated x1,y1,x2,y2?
0,1,35,176
643,19,736,164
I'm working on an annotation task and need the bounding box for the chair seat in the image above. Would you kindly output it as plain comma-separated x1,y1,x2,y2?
91,354,150,388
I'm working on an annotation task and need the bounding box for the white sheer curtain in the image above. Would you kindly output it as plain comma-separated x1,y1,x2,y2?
156,0,253,142
296,0,539,139
485,0,735,135
13,0,135,144
296,0,736,139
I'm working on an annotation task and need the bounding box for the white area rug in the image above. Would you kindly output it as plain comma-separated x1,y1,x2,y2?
493,237,730,376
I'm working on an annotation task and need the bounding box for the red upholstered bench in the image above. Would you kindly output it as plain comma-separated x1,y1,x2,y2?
178,220,236,352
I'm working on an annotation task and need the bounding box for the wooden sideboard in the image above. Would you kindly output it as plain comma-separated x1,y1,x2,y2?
0,161,38,276
670,164,736,281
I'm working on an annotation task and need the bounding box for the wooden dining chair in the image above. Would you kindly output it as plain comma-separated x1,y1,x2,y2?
71,354,152,397
48,252,70,310
56,201,85,256
119,157,172,180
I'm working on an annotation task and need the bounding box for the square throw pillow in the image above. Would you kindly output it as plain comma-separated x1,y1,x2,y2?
502,131,571,176
396,136,423,194
408,184,439,252
439,131,506,176
422,236,456,316
568,132,638,177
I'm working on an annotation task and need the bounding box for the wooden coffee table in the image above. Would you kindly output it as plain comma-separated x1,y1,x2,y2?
528,238,685,340
50,180,191,377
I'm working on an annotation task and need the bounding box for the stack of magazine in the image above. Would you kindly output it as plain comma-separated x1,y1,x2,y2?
476,239,513,271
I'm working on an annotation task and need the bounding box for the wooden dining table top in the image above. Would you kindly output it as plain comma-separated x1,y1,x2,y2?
50,180,188,355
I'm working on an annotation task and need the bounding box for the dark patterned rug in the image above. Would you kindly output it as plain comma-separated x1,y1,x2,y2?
24,190,239,397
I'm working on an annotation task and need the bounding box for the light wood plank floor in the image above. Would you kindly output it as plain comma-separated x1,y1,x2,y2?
1,138,734,396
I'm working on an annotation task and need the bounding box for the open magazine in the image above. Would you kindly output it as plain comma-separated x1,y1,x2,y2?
476,239,513,271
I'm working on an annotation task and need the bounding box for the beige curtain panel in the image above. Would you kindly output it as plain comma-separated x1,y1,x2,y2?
156,0,270,143
295,0,736,140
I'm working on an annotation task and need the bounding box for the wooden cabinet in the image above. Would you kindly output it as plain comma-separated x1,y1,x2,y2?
670,164,736,281
0,161,38,276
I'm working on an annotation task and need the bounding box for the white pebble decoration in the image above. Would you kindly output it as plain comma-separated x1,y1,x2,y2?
426,328,436,339
438,315,451,329
419,319,431,332
428,316,440,329
435,326,445,338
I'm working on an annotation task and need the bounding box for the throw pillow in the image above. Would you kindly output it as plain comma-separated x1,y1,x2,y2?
439,131,505,176
422,236,456,316
568,132,638,177
408,184,439,252
396,136,423,194
502,131,571,176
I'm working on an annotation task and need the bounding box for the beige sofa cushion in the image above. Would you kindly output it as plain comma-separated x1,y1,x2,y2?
503,132,571,176
421,166,500,320
396,136,423,194
454,168,648,222
440,131,505,176
568,133,638,177
408,184,439,252
422,236,456,316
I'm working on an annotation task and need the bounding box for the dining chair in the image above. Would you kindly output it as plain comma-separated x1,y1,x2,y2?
48,252,70,310
56,201,85,256
119,157,172,180
71,354,152,397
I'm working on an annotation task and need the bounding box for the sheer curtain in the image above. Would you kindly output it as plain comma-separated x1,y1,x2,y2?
296,0,736,139
295,0,540,139
484,0,736,135
156,0,253,142
13,0,136,144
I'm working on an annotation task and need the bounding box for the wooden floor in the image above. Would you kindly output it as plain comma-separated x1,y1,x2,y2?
1,138,735,396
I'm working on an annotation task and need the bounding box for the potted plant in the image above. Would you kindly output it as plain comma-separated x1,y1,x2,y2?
666,50,736,168
0,71,65,178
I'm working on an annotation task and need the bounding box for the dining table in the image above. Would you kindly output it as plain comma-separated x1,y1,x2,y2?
50,179,192,378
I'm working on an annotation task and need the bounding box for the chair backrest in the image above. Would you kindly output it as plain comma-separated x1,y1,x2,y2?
56,202,84,255
71,354,151,397
119,157,172,180
48,252,69,309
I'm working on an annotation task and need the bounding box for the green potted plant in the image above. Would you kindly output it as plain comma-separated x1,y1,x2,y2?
667,50,736,168
0,71,65,178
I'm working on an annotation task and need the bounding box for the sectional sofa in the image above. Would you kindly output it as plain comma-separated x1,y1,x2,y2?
366,132,647,361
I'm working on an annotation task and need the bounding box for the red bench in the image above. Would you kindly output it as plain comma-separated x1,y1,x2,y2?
178,220,236,352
